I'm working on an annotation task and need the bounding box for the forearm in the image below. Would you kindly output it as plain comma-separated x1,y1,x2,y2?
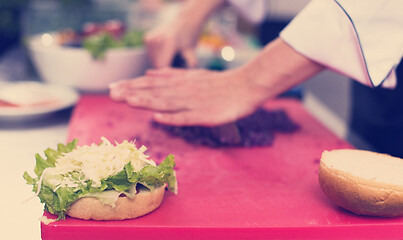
179,0,226,27
240,37,324,99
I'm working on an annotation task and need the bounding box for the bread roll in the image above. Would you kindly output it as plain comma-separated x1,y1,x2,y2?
67,186,165,220
318,149,403,217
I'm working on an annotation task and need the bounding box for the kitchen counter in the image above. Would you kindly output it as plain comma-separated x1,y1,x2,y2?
0,108,72,240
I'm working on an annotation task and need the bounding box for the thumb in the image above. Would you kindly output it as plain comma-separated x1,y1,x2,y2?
180,48,198,68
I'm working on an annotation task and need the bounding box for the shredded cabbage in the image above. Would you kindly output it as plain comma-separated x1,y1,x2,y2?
47,137,156,188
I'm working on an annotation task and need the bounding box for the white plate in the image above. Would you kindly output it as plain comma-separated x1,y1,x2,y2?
0,81,79,120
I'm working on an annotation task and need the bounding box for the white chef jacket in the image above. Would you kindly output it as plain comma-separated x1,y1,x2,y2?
229,0,403,88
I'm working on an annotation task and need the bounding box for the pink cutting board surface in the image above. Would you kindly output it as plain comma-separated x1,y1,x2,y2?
41,94,403,240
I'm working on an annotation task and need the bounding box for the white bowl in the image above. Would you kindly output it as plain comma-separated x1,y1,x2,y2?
27,33,149,92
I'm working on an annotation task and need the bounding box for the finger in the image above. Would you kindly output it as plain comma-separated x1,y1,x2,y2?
109,80,130,101
115,75,174,90
152,111,224,127
146,67,187,77
180,48,198,68
109,79,129,89
125,94,190,112
109,87,126,101
109,77,164,101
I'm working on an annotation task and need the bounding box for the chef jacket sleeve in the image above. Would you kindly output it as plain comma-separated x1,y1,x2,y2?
227,0,266,24
280,0,403,88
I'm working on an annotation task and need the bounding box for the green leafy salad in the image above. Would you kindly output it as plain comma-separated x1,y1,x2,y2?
82,30,144,59
23,137,177,220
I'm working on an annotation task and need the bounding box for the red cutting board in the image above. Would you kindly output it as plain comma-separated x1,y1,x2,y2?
41,94,403,240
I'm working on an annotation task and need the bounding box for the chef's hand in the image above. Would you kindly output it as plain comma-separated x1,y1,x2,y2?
110,67,268,126
110,38,324,126
144,18,199,68
144,0,225,68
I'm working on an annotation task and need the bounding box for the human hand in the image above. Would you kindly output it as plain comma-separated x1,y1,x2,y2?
144,19,199,68
144,0,225,68
109,67,270,126
110,38,324,126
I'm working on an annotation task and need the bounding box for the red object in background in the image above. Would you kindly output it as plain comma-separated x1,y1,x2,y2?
41,95,403,240
81,22,100,36
82,20,125,39
103,20,125,38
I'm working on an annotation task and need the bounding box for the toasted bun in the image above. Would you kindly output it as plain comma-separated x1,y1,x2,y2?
318,149,403,217
66,186,165,220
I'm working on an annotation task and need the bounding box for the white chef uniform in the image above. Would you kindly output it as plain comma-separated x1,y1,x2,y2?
230,0,403,88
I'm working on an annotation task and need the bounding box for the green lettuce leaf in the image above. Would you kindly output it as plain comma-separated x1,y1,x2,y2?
23,171,36,185
156,154,177,193
57,139,77,153
34,154,53,177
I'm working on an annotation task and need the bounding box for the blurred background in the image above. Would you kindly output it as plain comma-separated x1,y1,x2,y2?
0,0,364,148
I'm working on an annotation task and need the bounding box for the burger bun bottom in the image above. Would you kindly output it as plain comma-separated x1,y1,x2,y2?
67,185,165,220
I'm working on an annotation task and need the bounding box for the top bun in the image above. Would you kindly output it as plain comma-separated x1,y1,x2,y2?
318,149,403,217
